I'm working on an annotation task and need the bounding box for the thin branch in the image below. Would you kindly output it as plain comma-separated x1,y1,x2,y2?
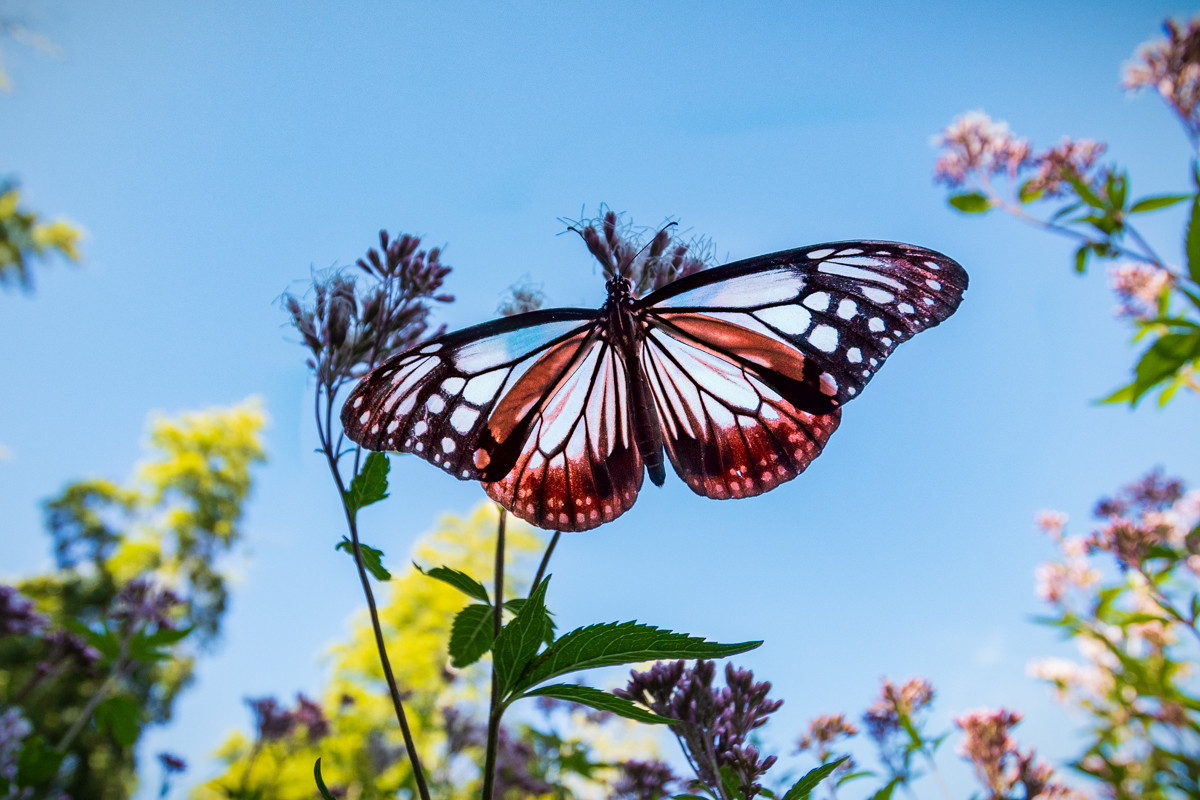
531,531,561,591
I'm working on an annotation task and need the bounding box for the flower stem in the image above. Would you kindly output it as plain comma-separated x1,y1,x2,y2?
481,508,507,800
531,530,560,591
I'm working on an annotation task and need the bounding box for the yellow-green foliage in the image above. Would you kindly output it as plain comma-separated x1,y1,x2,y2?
196,503,661,800
0,184,83,289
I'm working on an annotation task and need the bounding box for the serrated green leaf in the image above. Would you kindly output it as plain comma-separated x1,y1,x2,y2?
336,537,391,581
493,578,551,695
947,192,993,214
515,621,761,694
67,620,122,661
1130,193,1191,213
16,735,64,786
1188,194,1200,284
415,563,488,602
343,451,389,512
506,598,556,644
867,777,901,800
449,603,495,667
314,758,337,800
782,757,849,800
141,625,194,647
720,765,743,800
95,695,140,746
521,683,675,724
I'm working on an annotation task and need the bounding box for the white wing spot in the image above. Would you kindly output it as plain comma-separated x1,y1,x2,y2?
882,337,893,346
415,442,424,452
924,260,942,271
817,262,905,288
387,420,399,433
847,386,857,395
450,406,478,435
863,287,894,304
927,279,942,290
353,397,363,409
442,376,465,394
869,317,885,332
441,437,456,453
755,304,812,335
808,324,839,353
923,297,936,306
802,291,831,312
463,371,506,404
359,412,370,424
819,372,838,396
426,394,446,413
898,302,915,314
807,247,835,259
837,298,857,319
869,358,879,366
847,347,862,363
370,424,379,434
414,420,428,436
419,343,442,354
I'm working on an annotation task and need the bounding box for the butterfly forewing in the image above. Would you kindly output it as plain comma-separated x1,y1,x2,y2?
640,241,968,409
341,311,597,481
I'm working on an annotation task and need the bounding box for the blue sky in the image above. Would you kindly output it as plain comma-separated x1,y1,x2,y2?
2,1,1198,796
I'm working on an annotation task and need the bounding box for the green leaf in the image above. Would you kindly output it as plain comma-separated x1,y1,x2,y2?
1130,193,1191,213
1106,170,1128,210
719,765,743,800
1188,194,1200,284
67,620,121,661
141,625,194,647
521,684,675,725
514,621,761,694
343,451,389,512
1128,332,1200,405
16,735,64,787
314,758,337,800
1098,381,1136,405
493,577,552,695
449,603,495,667
672,795,711,800
1065,170,1106,209
1017,180,1043,203
336,537,391,581
947,192,993,213
1074,244,1089,274
415,563,488,602
95,695,140,746
782,757,849,800
867,778,902,800
1050,201,1083,221
506,598,556,644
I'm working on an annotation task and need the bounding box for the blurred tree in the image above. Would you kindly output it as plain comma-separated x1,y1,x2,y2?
0,399,267,800
196,502,663,800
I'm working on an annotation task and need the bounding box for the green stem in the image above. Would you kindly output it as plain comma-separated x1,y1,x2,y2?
531,531,560,591
481,508,507,800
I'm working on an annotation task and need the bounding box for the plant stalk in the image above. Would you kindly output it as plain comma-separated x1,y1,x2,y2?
480,507,507,800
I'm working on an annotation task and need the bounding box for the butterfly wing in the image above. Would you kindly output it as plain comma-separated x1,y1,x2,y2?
341,310,644,531
637,240,966,498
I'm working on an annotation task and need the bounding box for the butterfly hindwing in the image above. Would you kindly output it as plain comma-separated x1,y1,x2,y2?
483,334,644,531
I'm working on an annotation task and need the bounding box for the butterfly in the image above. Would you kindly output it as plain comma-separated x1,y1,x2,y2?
341,240,967,532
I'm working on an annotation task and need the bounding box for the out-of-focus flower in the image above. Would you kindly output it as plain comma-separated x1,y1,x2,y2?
613,759,677,800
1035,510,1069,540
933,111,1032,188
862,677,934,743
1123,18,1200,140
246,694,329,743
492,726,553,798
1109,261,1174,319
112,578,182,631
954,708,1083,799
157,752,187,773
1034,557,1100,604
0,707,32,783
497,280,545,317
617,660,782,799
795,713,858,762
0,584,48,637
1022,138,1107,198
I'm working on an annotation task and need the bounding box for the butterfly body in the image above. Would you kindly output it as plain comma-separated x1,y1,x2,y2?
342,240,967,532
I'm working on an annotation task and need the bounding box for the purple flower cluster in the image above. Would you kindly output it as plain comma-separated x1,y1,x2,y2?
1123,18,1200,142
112,578,182,631
613,759,678,800
616,660,782,799
441,705,552,795
246,694,330,743
0,708,32,784
1,584,48,637
575,210,710,298
285,230,453,391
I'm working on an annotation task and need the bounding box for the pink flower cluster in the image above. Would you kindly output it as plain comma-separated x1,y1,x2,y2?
933,111,1106,199
1109,261,1174,319
954,709,1082,799
1123,18,1200,140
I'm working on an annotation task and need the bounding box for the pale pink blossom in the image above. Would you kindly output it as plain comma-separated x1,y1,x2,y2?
1023,137,1107,197
933,111,1031,187
1035,510,1068,540
1123,18,1200,140
1109,261,1173,319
